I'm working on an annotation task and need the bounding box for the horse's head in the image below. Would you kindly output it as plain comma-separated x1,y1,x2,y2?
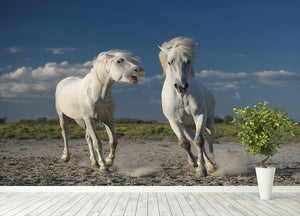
97,50,145,84
159,37,196,93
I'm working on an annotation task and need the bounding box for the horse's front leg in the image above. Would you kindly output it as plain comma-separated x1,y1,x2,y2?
206,115,215,155
84,118,106,171
102,120,118,167
194,114,216,177
58,112,70,162
85,130,98,167
169,120,197,167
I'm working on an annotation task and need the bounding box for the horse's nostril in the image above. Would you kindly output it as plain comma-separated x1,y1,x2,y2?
184,83,189,89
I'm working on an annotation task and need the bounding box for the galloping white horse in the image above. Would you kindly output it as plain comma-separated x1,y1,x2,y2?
55,50,145,171
159,37,216,176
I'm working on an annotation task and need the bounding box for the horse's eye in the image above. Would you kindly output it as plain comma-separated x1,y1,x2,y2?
117,58,124,64
168,61,171,65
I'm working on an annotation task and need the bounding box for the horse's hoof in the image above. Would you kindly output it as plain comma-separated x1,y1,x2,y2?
61,154,70,162
99,166,109,172
105,158,114,167
98,161,108,171
91,160,99,167
206,163,217,174
196,167,208,177
188,156,197,167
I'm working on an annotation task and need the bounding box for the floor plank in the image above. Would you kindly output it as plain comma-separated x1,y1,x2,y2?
245,192,291,216
183,193,208,216
88,192,114,216
135,192,148,216
111,192,131,216
77,193,105,216
157,192,172,216
148,192,159,216
210,193,241,216
166,192,184,216
175,193,196,216
193,193,220,216
62,193,94,216
99,192,122,216
264,193,300,215
29,193,72,216
124,193,139,216
40,193,80,216
2,193,44,216
52,193,87,216
16,193,57,216
216,192,249,216
0,193,31,213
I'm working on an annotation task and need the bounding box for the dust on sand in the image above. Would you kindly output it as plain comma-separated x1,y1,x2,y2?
0,139,299,186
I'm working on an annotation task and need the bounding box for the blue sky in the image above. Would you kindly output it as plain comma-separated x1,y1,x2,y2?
0,0,300,122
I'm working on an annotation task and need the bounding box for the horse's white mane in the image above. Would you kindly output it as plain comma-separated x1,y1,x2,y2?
94,49,142,67
160,37,197,77
161,37,196,58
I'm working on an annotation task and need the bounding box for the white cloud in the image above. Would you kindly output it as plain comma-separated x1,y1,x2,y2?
254,70,300,87
46,48,75,54
30,61,93,80
205,81,240,91
196,69,300,88
0,61,91,99
232,92,240,100
7,46,22,53
0,83,29,98
1,66,32,79
140,74,164,84
83,61,93,67
196,70,248,79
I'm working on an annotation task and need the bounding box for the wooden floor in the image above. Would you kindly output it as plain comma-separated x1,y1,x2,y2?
0,186,299,216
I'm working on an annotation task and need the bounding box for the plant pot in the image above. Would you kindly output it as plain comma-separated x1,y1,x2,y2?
255,167,276,200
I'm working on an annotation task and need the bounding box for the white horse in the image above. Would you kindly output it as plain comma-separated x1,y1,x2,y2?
159,37,216,176
55,50,145,171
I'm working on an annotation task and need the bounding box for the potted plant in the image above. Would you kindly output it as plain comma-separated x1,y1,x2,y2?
231,100,296,199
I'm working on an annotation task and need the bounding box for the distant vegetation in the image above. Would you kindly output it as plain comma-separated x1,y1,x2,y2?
0,117,299,141
0,117,7,124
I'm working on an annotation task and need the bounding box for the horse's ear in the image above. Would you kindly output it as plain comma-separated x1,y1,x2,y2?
158,46,170,55
159,49,168,75
98,52,113,64
94,52,113,74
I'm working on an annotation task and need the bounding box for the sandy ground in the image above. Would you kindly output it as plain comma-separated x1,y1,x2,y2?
0,138,299,186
